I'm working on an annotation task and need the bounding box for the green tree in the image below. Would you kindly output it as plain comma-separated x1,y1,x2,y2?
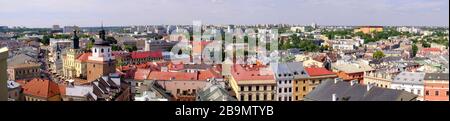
412,44,418,57
373,50,385,60
124,45,138,52
86,41,94,51
111,45,122,51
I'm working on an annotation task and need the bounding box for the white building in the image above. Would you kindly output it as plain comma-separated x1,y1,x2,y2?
271,62,309,101
391,72,426,101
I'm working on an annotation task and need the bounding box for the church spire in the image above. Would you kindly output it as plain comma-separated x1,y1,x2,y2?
99,21,106,41
72,29,79,49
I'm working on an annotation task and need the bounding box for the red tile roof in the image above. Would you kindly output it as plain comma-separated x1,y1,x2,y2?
421,48,441,52
231,64,274,81
147,69,222,81
134,69,151,81
130,51,162,59
305,67,336,76
76,53,92,62
22,78,60,98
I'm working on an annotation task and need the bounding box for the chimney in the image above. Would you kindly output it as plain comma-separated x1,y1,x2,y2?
367,83,375,92
350,80,358,86
332,93,337,101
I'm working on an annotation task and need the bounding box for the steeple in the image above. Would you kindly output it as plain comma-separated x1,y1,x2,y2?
99,22,106,41
72,29,79,49
95,22,110,46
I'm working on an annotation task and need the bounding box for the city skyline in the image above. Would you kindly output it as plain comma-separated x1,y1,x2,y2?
0,0,449,28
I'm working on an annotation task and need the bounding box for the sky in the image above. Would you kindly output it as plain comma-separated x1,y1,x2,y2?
0,0,448,28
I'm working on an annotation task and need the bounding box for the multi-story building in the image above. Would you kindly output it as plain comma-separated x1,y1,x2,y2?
271,62,308,101
293,67,337,101
391,72,426,101
7,63,40,81
363,71,394,88
86,28,116,82
62,30,84,79
424,73,449,101
229,64,276,101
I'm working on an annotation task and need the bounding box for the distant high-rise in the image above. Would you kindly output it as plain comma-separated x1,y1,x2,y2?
0,47,8,101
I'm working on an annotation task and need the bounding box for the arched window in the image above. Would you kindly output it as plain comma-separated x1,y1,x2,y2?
101,48,104,53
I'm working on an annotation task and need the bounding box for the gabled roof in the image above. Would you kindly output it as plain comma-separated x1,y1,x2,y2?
23,78,61,99
76,52,92,62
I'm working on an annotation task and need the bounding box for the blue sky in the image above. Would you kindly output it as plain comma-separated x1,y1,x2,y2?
0,0,448,27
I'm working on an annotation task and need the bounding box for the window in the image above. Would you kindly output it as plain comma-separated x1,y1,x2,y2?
240,95,245,101
256,94,260,101
284,97,287,101
278,97,282,101
94,48,97,53
435,91,439,96
257,86,260,91
263,94,267,100
446,91,449,96
248,95,252,101
303,86,306,91
312,80,315,84
264,86,267,91
284,80,287,84
248,86,252,91
278,88,282,93
295,87,298,92
284,88,287,93
101,48,104,53
177,89,180,94
289,97,292,101
303,80,306,84
296,96,299,100
319,80,322,84
289,88,292,92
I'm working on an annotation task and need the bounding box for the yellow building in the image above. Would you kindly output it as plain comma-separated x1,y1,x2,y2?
62,49,84,79
354,26,383,34
293,67,337,101
229,64,276,101
363,71,394,88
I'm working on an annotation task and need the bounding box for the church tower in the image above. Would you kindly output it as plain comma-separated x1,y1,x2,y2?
87,25,116,82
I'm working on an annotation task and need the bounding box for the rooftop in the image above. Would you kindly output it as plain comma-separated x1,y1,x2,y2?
22,78,61,98
305,67,336,76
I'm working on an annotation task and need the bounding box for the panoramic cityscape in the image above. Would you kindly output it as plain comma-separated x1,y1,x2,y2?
0,0,449,101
